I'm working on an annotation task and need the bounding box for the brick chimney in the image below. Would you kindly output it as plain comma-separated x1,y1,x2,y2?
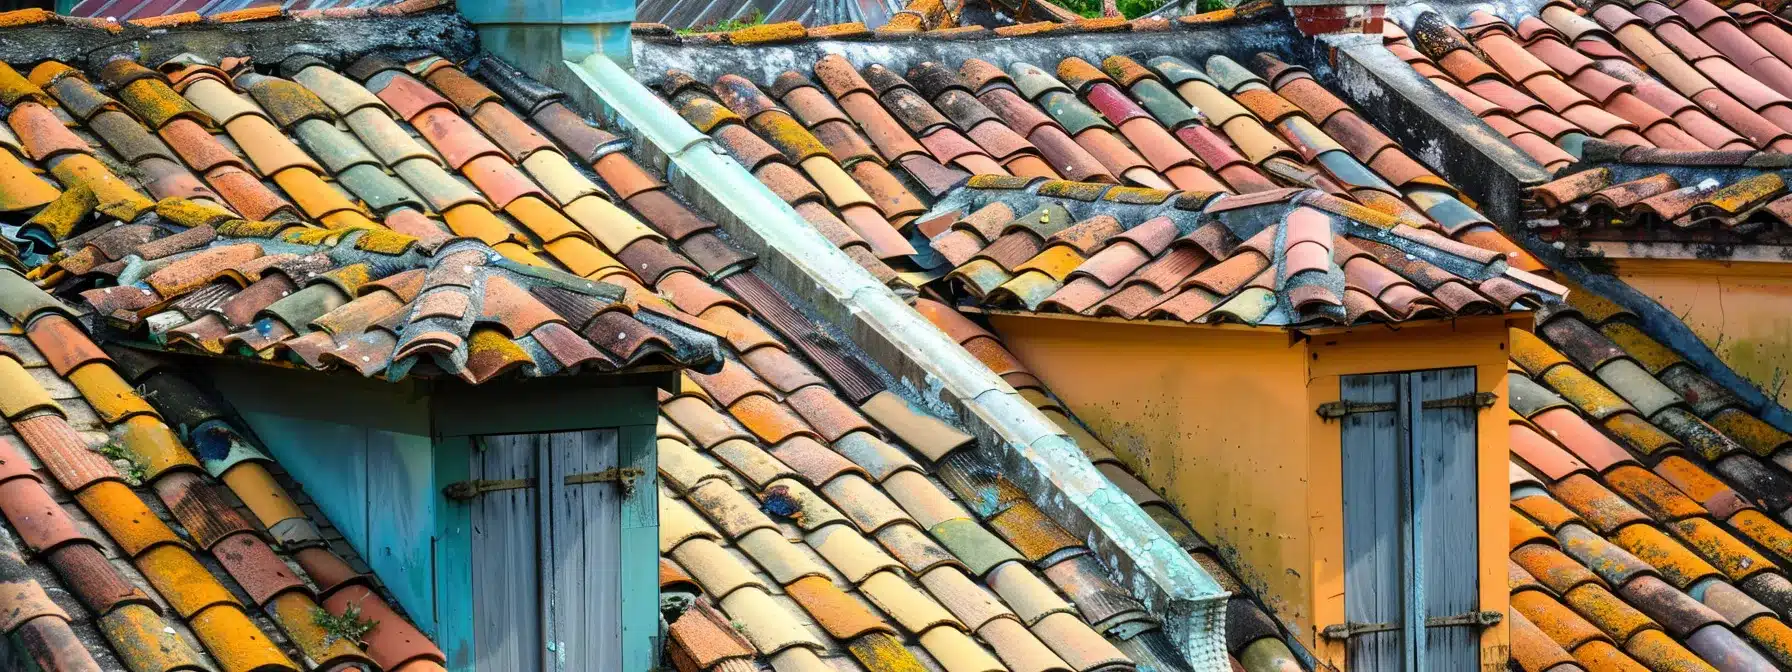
1286,0,1384,35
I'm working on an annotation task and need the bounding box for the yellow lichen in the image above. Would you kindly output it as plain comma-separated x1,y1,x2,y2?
352,228,418,255
25,184,96,240
155,196,235,228
1597,322,1682,374
726,21,809,45
1510,327,1573,375
1706,408,1791,457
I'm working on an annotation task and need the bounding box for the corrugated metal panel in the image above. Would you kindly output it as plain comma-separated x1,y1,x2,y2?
1341,373,1404,672
473,434,544,671
1416,368,1479,670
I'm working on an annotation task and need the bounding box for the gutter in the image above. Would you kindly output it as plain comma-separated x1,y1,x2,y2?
563,53,1233,669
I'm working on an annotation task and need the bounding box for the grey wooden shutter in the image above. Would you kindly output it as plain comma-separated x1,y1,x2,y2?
471,434,544,671
1416,368,1480,670
1341,373,1405,671
471,430,625,671
1339,367,1481,671
543,429,624,672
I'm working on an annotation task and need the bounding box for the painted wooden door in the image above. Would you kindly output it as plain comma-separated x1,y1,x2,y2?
470,429,624,672
1340,368,1479,671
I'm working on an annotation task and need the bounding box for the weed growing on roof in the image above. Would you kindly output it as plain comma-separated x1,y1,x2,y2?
676,10,767,34
314,604,379,648
95,441,147,486
1053,0,1217,17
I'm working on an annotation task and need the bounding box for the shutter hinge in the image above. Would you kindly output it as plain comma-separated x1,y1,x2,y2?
1320,611,1501,640
442,478,535,500
1320,621,1397,639
1426,610,1503,629
1315,401,1393,419
1423,392,1498,410
564,467,645,496
1316,392,1496,420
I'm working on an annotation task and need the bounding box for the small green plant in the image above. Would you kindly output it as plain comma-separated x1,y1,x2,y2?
1051,0,1198,18
676,10,767,34
313,604,378,648
96,441,147,486
730,619,748,633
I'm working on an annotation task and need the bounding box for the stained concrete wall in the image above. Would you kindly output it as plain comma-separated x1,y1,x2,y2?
1615,259,1792,411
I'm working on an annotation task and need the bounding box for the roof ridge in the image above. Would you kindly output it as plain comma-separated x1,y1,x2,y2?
629,0,1270,47
7,0,454,30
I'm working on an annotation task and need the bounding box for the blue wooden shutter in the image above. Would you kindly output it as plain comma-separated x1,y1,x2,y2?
1339,368,1480,671
1341,373,1406,671
1416,368,1480,669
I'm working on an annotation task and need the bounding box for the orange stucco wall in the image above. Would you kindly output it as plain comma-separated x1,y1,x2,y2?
989,314,1518,670
1615,259,1792,410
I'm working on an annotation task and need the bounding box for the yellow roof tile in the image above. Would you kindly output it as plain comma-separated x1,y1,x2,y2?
563,195,661,254
97,603,209,671
1511,328,1574,376
0,148,60,212
765,477,850,531
1611,524,1719,589
1706,409,1792,458
917,625,1005,672
1598,323,1683,375
669,536,768,600
860,569,964,634
1740,616,1792,669
660,494,721,552
806,522,904,584
74,480,182,557
709,439,797,488
918,565,1018,631
735,527,827,585
1541,365,1635,420
783,575,895,640
976,616,1070,672
219,462,306,531
1029,611,1129,670
986,561,1075,625
685,479,778,538
1664,517,1775,582
267,591,370,666
188,604,297,671
1512,589,1608,651
858,390,974,461
1602,413,1680,456
0,357,60,420
1621,628,1712,671
659,438,729,492
718,586,826,655
1512,508,1553,551
65,363,156,424
1561,583,1656,643
136,544,239,618
1729,509,1792,566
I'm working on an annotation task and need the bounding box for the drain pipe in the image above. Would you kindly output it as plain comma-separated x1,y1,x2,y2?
564,53,1233,670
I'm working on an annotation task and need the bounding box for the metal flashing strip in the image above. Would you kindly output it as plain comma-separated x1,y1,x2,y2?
565,52,1233,669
